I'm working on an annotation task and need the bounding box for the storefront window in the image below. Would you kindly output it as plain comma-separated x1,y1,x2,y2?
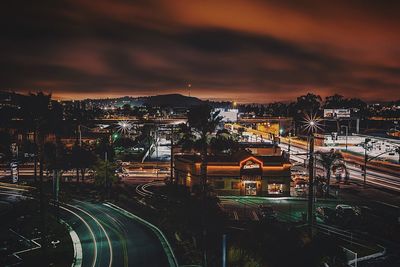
231,182,240,189
268,183,284,194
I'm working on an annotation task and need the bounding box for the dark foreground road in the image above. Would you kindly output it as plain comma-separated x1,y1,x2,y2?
0,186,177,267
60,200,176,267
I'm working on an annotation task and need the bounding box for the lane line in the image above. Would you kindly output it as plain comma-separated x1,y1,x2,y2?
103,202,179,267
60,205,98,267
374,200,400,209
70,203,113,267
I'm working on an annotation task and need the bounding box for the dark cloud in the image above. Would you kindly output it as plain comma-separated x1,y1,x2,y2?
1,0,400,102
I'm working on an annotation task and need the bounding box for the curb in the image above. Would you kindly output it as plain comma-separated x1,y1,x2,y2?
60,219,83,267
103,202,179,267
348,245,386,265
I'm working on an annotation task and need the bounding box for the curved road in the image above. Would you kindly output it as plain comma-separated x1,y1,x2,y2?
0,187,177,267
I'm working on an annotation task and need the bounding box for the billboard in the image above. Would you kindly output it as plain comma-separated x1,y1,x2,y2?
324,109,351,119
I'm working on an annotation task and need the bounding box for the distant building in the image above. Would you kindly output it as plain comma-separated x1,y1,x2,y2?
215,108,238,122
174,147,291,196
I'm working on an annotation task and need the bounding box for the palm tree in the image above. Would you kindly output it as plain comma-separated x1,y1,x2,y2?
210,129,239,155
316,149,344,197
177,105,221,267
186,105,222,192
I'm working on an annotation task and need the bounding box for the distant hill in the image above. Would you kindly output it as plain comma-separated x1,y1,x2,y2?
144,94,204,107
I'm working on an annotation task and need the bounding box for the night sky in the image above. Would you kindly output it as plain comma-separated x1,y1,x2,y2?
1,0,400,102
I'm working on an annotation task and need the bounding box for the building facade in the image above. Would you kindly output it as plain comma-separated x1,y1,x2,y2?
174,149,291,196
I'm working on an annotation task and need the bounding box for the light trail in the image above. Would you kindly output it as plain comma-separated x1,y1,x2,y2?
280,143,400,192
70,202,114,267
60,205,98,267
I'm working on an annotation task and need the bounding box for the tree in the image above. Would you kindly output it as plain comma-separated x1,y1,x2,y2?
0,131,12,163
95,137,115,162
43,141,69,172
64,101,95,145
323,94,346,109
121,103,132,116
186,105,221,267
186,105,222,191
93,159,118,189
71,144,97,182
20,92,52,183
177,123,198,152
295,93,322,114
316,149,344,197
289,93,322,135
19,92,63,254
210,129,239,155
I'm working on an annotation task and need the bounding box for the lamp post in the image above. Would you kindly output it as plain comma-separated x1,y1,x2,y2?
307,134,315,237
302,115,320,237
363,138,371,188
340,125,349,151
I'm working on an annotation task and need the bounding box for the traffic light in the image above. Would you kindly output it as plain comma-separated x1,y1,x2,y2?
112,133,119,141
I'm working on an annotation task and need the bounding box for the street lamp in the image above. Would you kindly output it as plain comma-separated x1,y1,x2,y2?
307,134,315,237
363,138,372,187
301,113,320,237
116,120,132,136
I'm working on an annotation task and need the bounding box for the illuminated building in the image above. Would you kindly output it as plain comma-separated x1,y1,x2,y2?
174,148,291,196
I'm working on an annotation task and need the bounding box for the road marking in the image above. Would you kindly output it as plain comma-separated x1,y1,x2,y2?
70,203,113,267
374,200,400,209
60,205,97,267
60,220,83,267
103,202,179,267
9,229,41,261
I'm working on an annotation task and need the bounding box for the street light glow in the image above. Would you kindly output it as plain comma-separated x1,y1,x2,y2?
116,120,133,135
302,113,322,133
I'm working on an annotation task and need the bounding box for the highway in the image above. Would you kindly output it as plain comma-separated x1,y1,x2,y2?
279,143,400,192
0,187,178,267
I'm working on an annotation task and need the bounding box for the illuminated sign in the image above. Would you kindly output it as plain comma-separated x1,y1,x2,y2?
10,162,18,183
324,109,351,119
243,160,260,169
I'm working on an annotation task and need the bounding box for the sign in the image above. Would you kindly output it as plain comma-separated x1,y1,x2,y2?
324,109,351,119
10,162,18,183
243,160,260,170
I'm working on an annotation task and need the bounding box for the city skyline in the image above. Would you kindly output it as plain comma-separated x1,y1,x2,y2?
2,0,400,102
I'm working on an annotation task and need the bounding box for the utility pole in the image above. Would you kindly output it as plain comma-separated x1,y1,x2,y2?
105,151,108,198
78,124,82,147
363,138,371,188
307,134,315,237
363,148,367,188
341,125,348,151
170,125,174,183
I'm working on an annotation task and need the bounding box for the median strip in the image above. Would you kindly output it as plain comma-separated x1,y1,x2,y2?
60,220,83,267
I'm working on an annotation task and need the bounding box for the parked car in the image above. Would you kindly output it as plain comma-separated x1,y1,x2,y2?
335,204,359,226
316,206,336,223
258,205,277,221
